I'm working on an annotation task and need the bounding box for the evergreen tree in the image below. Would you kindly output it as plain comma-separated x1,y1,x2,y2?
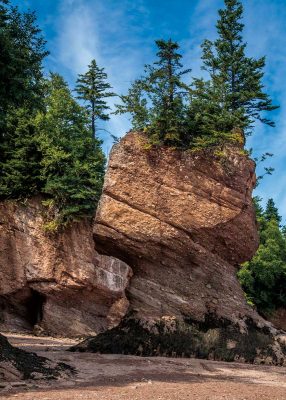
238,198,286,314
36,74,106,229
0,108,42,199
264,198,282,225
75,59,115,138
116,39,191,146
0,0,47,117
0,0,47,197
115,79,149,131
191,0,278,142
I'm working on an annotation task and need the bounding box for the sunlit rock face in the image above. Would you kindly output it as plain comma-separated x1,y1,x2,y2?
73,131,286,364
94,131,259,324
0,199,132,337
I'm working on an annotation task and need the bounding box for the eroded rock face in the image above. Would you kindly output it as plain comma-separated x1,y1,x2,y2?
0,199,132,337
94,132,259,324
79,131,286,363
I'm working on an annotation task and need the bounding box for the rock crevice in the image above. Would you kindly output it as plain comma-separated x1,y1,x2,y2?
0,199,132,337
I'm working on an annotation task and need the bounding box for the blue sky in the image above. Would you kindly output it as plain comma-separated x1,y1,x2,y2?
13,0,286,221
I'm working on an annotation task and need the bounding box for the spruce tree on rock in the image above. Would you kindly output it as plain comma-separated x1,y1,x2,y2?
147,39,192,144
192,0,278,141
116,39,191,146
75,59,115,138
36,73,106,228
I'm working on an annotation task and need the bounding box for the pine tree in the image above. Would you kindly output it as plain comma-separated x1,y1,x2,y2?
264,198,282,225
147,39,192,145
0,108,42,199
115,79,149,131
0,0,47,117
0,0,47,197
75,59,115,138
116,39,191,146
36,73,106,228
192,0,278,141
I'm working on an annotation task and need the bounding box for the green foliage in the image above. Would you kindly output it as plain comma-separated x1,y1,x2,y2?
116,1,276,149
0,107,42,199
0,0,47,120
0,0,47,198
75,59,116,138
115,79,150,131
238,198,286,315
265,198,282,225
0,72,106,227
116,39,192,147
36,73,106,227
191,0,278,140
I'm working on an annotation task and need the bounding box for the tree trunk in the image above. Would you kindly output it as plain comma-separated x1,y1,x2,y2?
92,100,95,138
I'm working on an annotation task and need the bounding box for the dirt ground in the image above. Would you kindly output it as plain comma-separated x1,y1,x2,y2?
1,333,286,400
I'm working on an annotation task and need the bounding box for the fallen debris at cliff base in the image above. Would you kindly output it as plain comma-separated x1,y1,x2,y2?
0,333,74,383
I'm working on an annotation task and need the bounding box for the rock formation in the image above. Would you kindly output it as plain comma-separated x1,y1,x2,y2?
1,131,286,363
73,132,286,364
0,199,132,337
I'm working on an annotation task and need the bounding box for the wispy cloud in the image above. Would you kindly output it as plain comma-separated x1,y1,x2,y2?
243,0,286,220
50,0,155,151
42,0,286,219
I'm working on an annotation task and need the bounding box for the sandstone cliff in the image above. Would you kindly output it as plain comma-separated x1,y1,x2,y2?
94,132,259,324
0,199,132,337
74,132,286,364
1,131,286,364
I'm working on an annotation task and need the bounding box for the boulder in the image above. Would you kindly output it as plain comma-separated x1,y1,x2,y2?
0,198,132,337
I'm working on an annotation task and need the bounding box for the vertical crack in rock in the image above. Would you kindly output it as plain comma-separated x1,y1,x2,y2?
0,199,132,337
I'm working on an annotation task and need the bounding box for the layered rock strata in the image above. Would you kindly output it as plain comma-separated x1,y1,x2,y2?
74,132,286,364
0,199,132,337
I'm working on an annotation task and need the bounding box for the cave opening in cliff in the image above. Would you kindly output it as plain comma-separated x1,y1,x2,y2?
25,290,45,327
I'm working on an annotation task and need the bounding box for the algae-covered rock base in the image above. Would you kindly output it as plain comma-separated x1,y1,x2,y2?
71,314,286,365
0,333,73,382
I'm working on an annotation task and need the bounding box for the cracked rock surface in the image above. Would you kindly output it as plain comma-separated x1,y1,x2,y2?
94,132,259,324
0,199,132,337
78,131,286,363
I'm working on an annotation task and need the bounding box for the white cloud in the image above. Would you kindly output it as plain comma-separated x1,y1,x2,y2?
49,0,286,219
51,0,154,147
